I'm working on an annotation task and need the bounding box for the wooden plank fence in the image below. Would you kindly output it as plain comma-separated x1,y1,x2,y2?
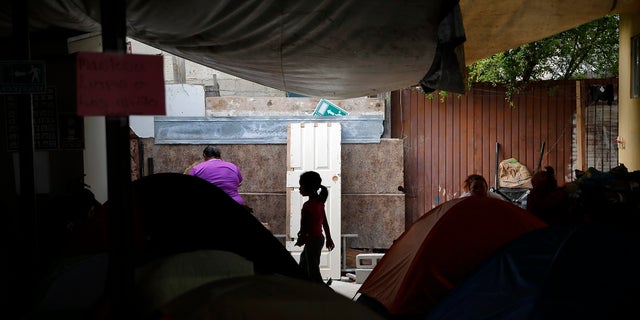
391,79,618,225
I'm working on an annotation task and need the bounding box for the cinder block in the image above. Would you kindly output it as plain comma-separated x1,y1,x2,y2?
356,253,384,269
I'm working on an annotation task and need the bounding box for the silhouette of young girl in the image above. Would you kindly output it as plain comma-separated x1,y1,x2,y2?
294,171,335,285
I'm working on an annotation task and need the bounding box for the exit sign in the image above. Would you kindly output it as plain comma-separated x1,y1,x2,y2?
313,98,349,117
0,60,46,94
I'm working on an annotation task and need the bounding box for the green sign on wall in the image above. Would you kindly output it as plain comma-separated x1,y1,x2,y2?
313,98,349,116
0,60,46,94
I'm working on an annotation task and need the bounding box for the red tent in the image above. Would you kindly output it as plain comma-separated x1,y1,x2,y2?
357,196,547,318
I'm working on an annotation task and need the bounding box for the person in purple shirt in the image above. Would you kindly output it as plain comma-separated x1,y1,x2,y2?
189,146,245,205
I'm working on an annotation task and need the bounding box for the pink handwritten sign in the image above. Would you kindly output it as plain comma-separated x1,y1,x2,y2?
76,52,165,116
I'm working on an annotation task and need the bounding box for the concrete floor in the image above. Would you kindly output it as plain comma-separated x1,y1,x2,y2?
331,279,362,300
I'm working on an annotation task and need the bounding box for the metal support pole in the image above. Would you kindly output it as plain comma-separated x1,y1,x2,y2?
101,0,133,318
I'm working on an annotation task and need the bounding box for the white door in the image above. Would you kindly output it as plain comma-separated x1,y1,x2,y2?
286,122,342,280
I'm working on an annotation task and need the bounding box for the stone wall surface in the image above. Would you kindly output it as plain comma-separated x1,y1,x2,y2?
206,96,384,117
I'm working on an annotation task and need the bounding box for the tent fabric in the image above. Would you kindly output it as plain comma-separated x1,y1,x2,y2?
33,250,255,318
357,196,547,318
134,250,255,317
425,224,640,320
130,173,305,280
33,253,109,318
34,173,309,317
62,173,304,279
156,274,386,320
419,4,467,94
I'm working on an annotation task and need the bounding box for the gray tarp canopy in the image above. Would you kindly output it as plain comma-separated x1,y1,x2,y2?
1,0,465,98
2,0,636,99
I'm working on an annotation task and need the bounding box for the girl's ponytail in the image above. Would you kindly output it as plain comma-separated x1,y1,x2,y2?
318,185,329,203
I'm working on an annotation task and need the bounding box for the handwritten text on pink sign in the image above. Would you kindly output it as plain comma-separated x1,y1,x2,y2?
77,52,165,116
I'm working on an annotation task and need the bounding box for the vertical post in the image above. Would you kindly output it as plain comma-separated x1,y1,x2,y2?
494,142,500,189
138,140,145,177
535,141,546,173
172,56,186,83
576,80,585,172
617,13,640,171
340,234,358,271
342,236,347,270
101,0,133,318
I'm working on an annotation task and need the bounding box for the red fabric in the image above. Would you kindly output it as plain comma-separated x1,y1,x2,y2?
359,196,547,316
299,198,325,238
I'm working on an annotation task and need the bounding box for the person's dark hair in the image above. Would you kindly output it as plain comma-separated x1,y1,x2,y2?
300,171,328,203
203,145,221,159
463,174,487,191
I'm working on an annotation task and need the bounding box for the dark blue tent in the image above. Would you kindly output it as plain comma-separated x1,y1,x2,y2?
130,173,305,279
425,224,640,320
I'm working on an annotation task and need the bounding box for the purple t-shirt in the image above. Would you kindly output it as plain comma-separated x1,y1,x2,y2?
189,159,244,205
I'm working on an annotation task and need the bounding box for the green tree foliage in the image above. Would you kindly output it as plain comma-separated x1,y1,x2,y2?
467,14,619,105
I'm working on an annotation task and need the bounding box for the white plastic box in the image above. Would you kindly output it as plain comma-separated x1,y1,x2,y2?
355,253,385,283
356,253,384,269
